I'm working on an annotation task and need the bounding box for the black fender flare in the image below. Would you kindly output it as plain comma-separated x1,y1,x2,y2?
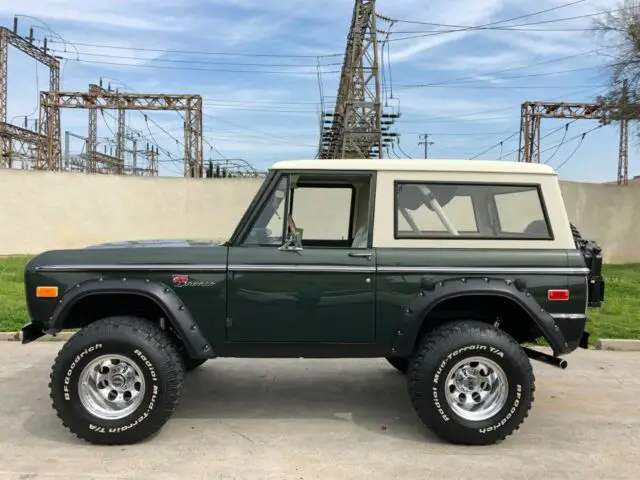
390,276,571,358
48,278,215,360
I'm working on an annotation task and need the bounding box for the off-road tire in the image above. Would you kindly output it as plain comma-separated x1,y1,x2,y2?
386,356,410,374
49,316,185,445
570,222,582,241
407,320,535,445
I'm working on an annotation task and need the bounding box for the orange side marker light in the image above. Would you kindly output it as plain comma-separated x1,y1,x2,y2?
36,286,59,298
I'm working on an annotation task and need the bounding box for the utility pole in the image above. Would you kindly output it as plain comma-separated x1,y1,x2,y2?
418,134,434,159
618,79,629,186
116,108,125,175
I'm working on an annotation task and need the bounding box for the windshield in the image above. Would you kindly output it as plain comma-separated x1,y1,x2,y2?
243,175,288,245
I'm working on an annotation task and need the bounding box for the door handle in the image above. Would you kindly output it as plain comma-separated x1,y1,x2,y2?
348,252,372,259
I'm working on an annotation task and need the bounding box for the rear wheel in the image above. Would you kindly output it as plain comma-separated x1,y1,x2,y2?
407,320,535,445
49,316,185,445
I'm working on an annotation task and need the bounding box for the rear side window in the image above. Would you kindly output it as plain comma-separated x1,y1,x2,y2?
394,182,552,240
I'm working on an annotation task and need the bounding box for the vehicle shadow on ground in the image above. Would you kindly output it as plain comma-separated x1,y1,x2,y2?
17,358,441,445
174,359,440,443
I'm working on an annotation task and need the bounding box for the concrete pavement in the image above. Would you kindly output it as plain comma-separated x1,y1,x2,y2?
0,343,637,480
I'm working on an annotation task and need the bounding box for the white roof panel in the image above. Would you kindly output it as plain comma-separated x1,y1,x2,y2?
269,159,557,175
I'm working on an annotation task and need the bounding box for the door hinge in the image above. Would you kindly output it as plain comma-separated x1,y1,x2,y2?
225,317,233,327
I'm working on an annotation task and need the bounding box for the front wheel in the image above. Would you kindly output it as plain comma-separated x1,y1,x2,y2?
49,316,185,445
407,320,535,445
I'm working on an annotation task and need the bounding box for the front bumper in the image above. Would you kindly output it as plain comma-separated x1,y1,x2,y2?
21,322,46,344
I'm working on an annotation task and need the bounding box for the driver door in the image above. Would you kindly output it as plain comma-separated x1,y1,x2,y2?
226,171,376,344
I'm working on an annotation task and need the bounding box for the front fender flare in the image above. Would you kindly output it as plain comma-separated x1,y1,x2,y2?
390,277,571,358
48,278,215,360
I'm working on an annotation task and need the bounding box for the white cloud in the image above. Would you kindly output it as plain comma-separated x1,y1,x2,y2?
434,51,527,72
2,0,632,181
385,0,506,63
4,1,193,32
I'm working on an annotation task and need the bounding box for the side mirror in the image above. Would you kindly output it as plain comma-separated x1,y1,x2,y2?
279,229,303,252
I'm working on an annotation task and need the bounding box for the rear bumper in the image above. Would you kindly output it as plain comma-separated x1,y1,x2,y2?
588,275,605,308
552,314,588,353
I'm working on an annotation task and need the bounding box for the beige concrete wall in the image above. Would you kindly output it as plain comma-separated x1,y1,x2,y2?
0,169,263,253
559,180,640,263
1,169,638,263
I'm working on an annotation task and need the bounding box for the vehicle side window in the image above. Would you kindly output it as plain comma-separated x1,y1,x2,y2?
395,182,552,240
242,176,288,246
290,186,354,245
493,188,550,237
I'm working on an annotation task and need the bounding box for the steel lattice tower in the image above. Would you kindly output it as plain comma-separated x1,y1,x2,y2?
319,0,394,159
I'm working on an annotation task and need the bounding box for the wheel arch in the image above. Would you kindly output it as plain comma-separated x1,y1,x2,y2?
49,278,215,360
390,277,571,358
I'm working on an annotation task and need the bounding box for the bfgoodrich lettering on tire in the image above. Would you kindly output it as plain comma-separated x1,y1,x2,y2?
49,316,185,445
407,320,535,445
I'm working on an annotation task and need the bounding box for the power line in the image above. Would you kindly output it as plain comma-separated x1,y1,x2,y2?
394,85,610,125
394,27,601,33
386,3,634,42
545,125,605,170
49,49,341,68
543,123,571,163
382,0,587,28
46,39,342,58
554,134,588,170
406,130,520,136
468,131,520,159
396,137,413,158
496,119,581,160
395,46,620,88
397,84,607,90
428,65,615,85
203,113,317,148
56,56,341,75
542,124,604,159
202,98,327,105
202,104,321,113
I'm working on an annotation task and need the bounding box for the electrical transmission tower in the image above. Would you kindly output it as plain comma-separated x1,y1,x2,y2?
0,19,60,169
518,87,635,185
37,87,204,177
319,0,397,159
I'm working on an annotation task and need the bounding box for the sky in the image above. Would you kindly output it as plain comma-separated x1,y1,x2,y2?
0,0,634,182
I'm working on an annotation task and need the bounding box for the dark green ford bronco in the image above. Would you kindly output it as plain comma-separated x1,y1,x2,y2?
21,159,605,446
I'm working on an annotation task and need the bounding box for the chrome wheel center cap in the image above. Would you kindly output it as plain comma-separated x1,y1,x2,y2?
111,374,126,389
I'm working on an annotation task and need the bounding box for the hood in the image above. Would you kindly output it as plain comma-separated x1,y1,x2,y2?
85,238,225,249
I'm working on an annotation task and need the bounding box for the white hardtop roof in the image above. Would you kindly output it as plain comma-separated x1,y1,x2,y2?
270,159,557,175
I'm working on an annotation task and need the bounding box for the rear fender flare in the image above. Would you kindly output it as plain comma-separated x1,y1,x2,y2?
390,276,570,358
49,278,215,360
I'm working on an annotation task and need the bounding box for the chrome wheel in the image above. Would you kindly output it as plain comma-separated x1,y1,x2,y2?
444,356,509,422
77,354,146,421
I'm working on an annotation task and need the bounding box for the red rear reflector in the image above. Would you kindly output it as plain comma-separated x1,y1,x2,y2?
548,289,569,301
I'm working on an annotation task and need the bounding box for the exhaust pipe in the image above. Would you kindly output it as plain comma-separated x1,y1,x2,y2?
522,347,568,369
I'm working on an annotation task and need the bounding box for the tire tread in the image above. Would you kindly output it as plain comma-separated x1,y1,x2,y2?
49,316,185,445
407,320,535,445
